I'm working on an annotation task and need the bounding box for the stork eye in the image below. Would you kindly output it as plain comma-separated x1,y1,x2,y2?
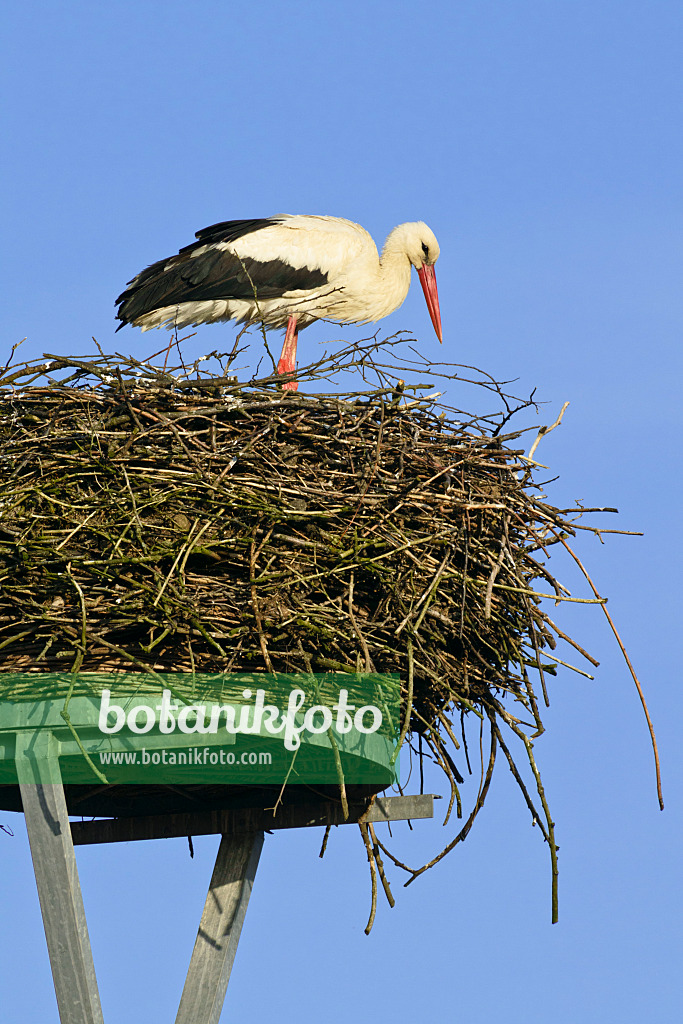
421,242,429,258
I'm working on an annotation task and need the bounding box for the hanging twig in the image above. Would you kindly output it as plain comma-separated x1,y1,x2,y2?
554,532,663,810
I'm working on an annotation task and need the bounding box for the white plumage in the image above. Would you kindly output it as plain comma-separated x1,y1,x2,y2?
116,215,442,389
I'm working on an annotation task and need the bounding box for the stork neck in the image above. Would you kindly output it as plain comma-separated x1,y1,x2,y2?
376,240,412,313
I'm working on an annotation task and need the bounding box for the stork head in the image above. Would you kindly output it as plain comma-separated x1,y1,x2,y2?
386,221,443,343
393,221,440,269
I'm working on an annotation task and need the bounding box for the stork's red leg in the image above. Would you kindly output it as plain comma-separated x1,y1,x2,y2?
277,315,299,391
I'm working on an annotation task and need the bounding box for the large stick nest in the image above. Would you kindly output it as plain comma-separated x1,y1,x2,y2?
0,336,627,923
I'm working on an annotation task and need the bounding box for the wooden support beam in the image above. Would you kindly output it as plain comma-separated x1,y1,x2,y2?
71,793,435,845
175,831,263,1024
17,735,104,1024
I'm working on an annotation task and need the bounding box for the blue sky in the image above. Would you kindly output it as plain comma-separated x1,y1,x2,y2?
1,2,681,1021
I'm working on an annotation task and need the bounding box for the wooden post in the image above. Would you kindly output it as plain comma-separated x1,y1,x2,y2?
175,831,264,1024
16,732,104,1024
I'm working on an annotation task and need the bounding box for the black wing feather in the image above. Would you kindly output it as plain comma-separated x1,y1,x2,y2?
192,218,282,246
115,218,328,328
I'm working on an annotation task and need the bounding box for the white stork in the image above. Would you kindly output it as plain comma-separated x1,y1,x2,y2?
115,215,442,390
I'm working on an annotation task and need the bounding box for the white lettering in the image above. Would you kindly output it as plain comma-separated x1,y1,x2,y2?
177,705,212,734
354,706,382,734
281,689,307,750
303,705,333,734
333,690,355,733
127,704,155,734
98,690,125,734
156,690,178,733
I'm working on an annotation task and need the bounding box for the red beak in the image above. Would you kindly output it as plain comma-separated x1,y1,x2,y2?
417,263,443,343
